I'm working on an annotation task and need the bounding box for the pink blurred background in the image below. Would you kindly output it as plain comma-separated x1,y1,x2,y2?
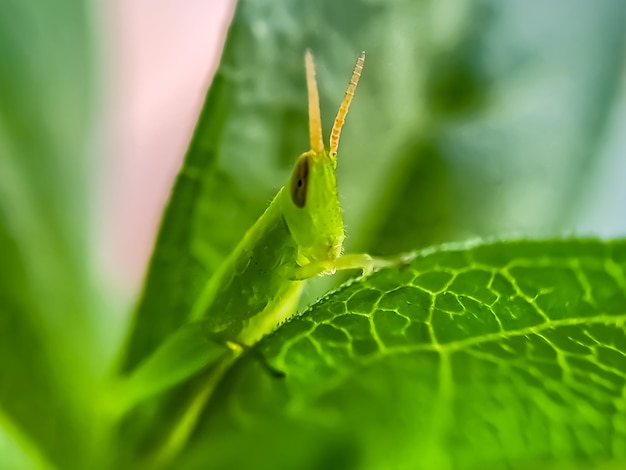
100,1,235,295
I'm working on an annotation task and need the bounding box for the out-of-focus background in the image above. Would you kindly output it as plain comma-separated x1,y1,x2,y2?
99,0,626,301
99,0,236,295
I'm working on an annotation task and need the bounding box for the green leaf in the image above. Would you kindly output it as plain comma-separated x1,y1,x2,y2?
180,239,626,469
0,0,101,467
0,417,53,470
0,227,74,469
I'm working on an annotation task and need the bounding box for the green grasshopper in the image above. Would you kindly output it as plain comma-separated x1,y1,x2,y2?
188,50,383,346
118,50,389,413
116,49,394,468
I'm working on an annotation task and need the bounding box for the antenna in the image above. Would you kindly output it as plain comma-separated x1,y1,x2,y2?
329,51,365,156
305,50,324,153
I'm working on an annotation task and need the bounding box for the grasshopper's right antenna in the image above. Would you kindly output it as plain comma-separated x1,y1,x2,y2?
305,50,324,154
330,51,365,157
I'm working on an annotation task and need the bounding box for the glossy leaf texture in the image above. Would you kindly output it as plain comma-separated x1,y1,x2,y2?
122,0,626,371
178,239,626,470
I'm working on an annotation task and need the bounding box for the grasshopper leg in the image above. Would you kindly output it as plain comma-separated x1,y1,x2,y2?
292,253,395,280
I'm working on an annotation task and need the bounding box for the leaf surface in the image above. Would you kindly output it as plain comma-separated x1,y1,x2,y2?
181,239,626,470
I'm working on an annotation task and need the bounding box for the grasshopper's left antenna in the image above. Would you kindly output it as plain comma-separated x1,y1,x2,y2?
330,51,365,156
305,50,324,153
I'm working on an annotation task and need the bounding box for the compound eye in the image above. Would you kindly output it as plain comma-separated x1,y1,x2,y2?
290,154,310,208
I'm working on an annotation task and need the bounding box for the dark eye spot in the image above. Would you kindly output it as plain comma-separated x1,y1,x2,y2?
290,154,310,208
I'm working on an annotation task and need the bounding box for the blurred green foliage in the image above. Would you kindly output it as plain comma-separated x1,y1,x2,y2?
1,0,625,469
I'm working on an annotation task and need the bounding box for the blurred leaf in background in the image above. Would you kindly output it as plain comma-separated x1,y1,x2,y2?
0,0,109,467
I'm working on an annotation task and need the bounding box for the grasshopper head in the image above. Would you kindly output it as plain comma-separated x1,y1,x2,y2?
282,50,364,264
